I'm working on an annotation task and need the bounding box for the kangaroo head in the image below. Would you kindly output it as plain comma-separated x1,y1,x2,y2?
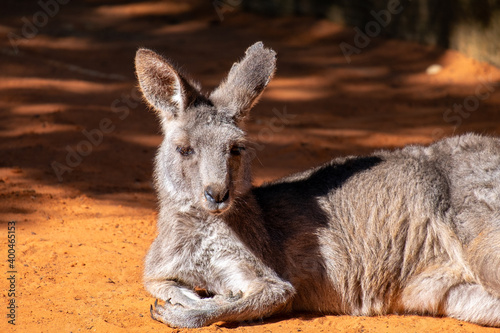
135,42,276,214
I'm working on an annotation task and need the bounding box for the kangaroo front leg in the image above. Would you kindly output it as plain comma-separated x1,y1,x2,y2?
150,278,295,328
145,278,209,309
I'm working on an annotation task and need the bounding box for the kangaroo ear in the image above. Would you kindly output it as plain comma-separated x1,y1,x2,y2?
210,42,276,123
135,48,199,123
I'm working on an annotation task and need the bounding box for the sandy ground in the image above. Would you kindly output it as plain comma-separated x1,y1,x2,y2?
1,1,500,332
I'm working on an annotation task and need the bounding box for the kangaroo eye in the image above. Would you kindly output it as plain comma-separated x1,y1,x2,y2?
176,146,195,156
230,146,245,156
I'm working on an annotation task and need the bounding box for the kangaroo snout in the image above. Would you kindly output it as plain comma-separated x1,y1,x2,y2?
204,185,229,204
203,184,230,212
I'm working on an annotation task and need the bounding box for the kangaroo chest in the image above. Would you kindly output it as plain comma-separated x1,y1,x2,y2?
168,217,265,295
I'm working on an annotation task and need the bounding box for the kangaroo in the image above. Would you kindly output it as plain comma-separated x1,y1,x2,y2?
135,42,500,328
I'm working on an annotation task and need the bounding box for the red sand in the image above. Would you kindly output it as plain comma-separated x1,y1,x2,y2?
1,1,500,332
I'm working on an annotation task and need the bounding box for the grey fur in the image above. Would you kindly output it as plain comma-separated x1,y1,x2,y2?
135,42,500,328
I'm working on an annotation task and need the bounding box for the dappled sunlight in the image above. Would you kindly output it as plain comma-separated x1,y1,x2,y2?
264,87,329,101
8,103,70,116
151,20,214,35
286,19,347,46
0,121,76,138
0,77,128,94
400,50,500,86
266,77,331,101
119,133,162,148
1,0,500,332
333,66,391,79
347,131,435,148
94,1,191,18
92,1,210,36
3,35,96,51
340,81,390,94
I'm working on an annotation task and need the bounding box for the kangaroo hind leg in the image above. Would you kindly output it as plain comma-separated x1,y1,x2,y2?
467,228,500,298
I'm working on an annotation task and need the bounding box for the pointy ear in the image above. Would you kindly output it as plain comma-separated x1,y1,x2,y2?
210,42,276,123
135,48,200,125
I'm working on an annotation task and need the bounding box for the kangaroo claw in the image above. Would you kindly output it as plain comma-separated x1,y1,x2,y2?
150,303,161,322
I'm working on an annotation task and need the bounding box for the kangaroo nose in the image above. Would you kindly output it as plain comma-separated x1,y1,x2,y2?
204,186,229,204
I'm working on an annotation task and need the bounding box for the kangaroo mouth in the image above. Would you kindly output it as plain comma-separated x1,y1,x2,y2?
204,200,231,215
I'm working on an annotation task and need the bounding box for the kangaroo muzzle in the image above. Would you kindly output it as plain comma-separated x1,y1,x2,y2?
203,183,230,213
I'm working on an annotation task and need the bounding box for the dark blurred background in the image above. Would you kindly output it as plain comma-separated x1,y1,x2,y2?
1,0,499,189
246,0,500,67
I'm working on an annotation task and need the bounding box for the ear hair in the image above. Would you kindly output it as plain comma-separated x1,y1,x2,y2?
135,48,200,124
210,42,277,123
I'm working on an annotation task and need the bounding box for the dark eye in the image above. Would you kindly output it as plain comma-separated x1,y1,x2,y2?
230,146,245,156
176,146,195,156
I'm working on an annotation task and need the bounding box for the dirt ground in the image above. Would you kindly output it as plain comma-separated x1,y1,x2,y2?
1,1,500,332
